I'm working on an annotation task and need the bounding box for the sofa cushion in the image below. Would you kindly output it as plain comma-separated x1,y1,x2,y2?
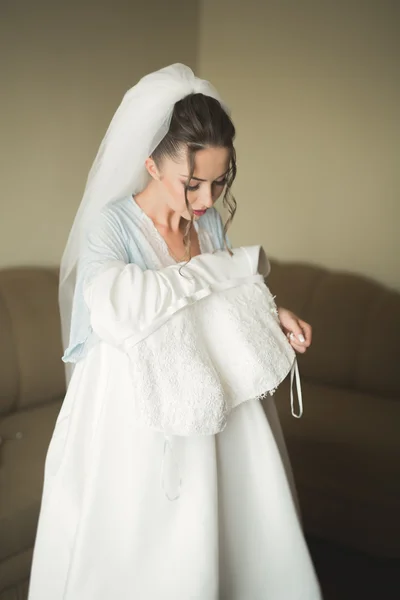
0,548,32,597
356,287,400,396
268,260,400,398
0,291,19,417
272,378,400,557
0,268,65,415
0,400,62,562
0,579,29,600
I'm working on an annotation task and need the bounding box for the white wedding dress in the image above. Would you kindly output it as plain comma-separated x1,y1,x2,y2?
28,201,322,600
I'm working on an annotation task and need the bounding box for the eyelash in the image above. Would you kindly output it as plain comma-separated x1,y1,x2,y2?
185,178,228,192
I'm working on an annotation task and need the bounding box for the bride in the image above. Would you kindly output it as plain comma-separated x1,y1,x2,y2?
28,63,322,600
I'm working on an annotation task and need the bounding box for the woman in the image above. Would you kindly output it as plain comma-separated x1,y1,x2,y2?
28,64,322,599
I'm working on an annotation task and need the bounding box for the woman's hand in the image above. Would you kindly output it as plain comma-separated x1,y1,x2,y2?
277,307,312,354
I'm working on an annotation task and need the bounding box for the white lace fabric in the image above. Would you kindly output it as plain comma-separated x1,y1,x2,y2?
85,246,303,437
125,280,296,435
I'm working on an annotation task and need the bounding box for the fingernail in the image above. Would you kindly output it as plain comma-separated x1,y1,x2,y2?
298,334,305,343
289,332,295,340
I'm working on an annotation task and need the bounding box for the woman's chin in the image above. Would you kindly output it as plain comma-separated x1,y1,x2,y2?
181,210,193,221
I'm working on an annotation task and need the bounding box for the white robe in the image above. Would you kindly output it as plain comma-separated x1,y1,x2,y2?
28,247,322,600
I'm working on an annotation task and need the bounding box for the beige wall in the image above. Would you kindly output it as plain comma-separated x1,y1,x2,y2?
199,0,400,290
0,0,198,268
2,1,399,290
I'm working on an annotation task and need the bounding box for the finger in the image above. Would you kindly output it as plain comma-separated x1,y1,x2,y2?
290,341,307,354
287,334,308,353
297,320,312,345
288,327,308,346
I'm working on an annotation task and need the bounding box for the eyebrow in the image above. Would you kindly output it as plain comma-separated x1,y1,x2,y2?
179,169,229,182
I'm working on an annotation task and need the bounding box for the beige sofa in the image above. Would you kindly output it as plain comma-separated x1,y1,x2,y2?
268,259,400,560
0,262,399,598
0,269,64,599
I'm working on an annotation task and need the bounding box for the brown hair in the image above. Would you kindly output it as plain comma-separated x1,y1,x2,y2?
151,93,236,254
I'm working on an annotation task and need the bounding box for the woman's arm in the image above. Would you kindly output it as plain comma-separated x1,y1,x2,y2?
80,211,261,348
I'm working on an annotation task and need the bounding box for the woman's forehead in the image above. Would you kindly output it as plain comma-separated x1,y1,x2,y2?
166,147,231,180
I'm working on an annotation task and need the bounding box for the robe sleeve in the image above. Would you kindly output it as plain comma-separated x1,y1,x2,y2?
81,209,265,348
83,261,187,346
80,210,183,347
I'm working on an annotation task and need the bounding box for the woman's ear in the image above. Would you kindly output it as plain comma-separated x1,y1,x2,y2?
145,157,160,181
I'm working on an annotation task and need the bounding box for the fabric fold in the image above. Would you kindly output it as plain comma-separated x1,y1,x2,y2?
83,246,299,436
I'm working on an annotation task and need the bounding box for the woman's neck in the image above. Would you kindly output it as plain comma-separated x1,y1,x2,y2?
134,182,183,233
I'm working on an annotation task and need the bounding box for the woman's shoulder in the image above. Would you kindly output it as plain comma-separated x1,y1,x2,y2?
99,196,136,223
90,196,141,238
198,207,225,249
82,197,143,261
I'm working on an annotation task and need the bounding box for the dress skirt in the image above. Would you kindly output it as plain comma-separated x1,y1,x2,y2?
28,341,321,600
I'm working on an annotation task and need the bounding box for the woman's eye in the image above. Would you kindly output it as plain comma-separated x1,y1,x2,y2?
184,178,227,192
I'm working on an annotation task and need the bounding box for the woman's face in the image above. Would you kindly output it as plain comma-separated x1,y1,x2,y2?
152,146,231,220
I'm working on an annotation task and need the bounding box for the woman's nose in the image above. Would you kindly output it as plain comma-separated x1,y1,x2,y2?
203,187,214,208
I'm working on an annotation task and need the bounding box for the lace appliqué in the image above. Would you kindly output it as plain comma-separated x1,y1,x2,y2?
125,279,296,436
257,292,280,400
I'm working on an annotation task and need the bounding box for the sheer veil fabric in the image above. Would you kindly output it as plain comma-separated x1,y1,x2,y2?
59,64,226,366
